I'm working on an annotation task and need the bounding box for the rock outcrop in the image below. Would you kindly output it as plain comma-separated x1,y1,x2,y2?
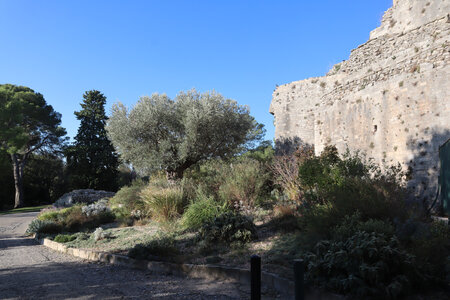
270,0,450,202
54,189,115,207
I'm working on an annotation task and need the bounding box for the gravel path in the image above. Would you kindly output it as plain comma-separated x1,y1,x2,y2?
0,212,250,299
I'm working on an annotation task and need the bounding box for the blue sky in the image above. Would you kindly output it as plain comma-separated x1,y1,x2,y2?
0,0,392,142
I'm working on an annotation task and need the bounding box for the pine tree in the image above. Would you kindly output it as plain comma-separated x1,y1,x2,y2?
67,90,119,191
0,84,67,208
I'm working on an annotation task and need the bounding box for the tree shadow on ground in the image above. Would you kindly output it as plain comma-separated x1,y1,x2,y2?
0,237,36,249
0,260,244,299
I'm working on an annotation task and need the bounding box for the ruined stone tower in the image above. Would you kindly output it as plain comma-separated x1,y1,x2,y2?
270,0,450,201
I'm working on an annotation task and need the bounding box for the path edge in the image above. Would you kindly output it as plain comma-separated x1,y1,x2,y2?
36,236,343,300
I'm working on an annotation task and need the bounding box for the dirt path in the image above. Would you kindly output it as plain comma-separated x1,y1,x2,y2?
0,212,250,299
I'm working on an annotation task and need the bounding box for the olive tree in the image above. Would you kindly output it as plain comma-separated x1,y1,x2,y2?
107,89,263,179
0,84,67,208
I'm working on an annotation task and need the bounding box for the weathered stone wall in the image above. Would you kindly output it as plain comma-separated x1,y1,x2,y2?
270,0,450,202
370,0,450,39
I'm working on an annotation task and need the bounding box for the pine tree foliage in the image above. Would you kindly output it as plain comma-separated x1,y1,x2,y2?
67,90,119,191
0,84,67,207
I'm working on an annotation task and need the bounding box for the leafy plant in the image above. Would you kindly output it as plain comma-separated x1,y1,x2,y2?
398,219,450,282
199,212,257,244
332,212,395,240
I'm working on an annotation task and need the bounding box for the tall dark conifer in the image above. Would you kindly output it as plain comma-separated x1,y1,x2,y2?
67,90,119,191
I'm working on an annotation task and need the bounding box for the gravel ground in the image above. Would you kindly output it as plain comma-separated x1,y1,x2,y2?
0,212,251,299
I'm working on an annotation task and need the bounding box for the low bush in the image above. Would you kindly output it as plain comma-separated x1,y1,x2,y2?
128,234,178,259
26,219,62,235
112,206,134,226
82,199,111,217
140,185,184,222
37,209,60,222
218,158,269,213
199,212,257,244
271,145,313,202
60,204,115,232
54,234,76,243
109,180,146,214
263,203,301,233
182,190,227,230
183,159,228,198
304,231,420,299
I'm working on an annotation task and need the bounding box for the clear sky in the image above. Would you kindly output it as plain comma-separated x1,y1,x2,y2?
0,0,392,142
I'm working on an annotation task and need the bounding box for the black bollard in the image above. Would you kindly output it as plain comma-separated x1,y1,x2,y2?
294,259,305,300
250,255,261,300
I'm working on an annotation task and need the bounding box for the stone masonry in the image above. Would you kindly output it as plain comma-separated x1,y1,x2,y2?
270,0,450,202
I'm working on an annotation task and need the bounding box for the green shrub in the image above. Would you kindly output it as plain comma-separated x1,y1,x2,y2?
184,159,229,199
297,147,408,237
218,158,269,212
300,203,336,236
112,206,134,226
54,234,76,243
304,231,420,299
140,184,184,222
199,212,257,244
182,190,227,230
298,147,405,211
128,234,178,259
109,180,146,214
26,219,62,235
328,177,407,222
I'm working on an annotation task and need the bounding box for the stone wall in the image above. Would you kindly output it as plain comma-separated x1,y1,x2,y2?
269,0,450,202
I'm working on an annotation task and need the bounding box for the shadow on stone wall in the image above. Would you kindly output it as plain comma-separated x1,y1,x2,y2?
406,127,450,213
274,136,312,156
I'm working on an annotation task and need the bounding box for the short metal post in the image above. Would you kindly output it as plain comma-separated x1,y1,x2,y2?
251,255,261,300
294,259,304,300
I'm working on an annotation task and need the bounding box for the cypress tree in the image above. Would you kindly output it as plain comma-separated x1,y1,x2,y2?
67,90,119,191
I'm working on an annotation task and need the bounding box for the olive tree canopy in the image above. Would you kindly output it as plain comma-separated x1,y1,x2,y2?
106,89,264,178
